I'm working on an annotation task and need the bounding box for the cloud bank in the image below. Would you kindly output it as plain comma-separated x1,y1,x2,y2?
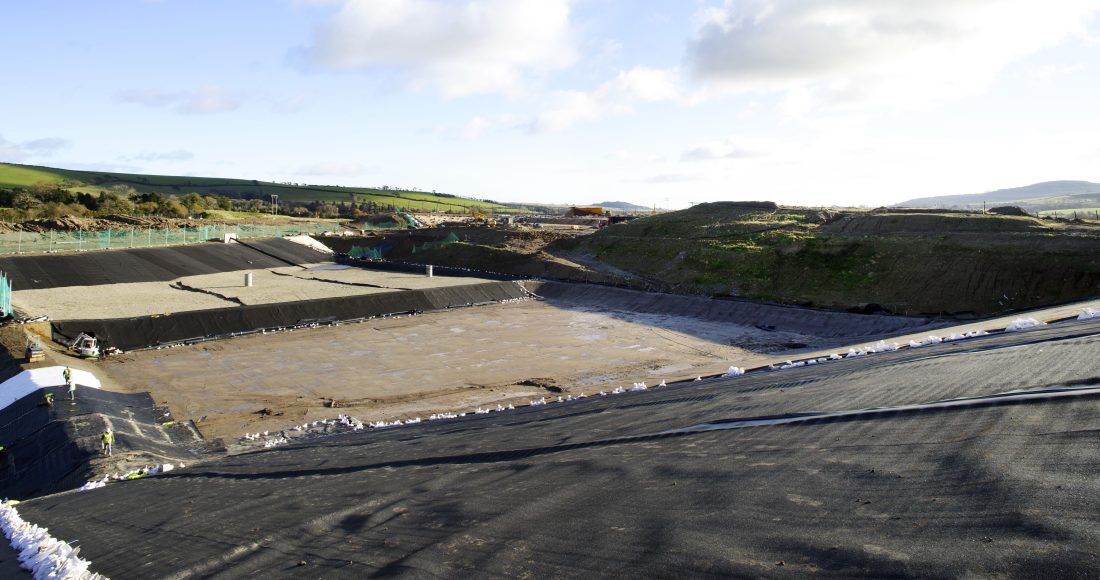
299,0,577,97
685,0,1100,110
0,135,71,161
115,86,241,114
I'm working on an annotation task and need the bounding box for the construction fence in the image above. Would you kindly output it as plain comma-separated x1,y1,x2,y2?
0,222,335,255
0,271,11,317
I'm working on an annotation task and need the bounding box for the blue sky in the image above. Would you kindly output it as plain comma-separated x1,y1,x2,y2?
2,0,1099,208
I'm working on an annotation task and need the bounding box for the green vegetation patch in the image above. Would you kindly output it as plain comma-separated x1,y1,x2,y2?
0,164,65,188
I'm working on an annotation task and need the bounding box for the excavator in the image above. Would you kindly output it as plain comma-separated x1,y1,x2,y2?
470,209,497,228
70,332,101,358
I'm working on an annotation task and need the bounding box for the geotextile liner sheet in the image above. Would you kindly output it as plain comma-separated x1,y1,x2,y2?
234,238,332,266
0,387,192,500
0,237,330,290
51,281,527,351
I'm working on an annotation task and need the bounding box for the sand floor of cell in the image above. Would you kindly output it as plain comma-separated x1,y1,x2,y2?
96,298,817,440
13,265,494,319
91,290,1100,443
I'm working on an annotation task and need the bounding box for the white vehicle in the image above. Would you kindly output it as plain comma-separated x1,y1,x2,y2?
71,333,101,359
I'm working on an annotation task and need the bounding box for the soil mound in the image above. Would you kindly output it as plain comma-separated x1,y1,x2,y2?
987,205,1029,216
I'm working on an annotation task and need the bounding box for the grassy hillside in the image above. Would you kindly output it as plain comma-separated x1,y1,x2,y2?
573,202,1100,315
899,180,1100,212
0,162,519,213
0,164,66,187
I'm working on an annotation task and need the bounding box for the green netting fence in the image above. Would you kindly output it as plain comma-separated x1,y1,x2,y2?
0,271,11,317
349,245,385,260
412,232,459,254
0,222,335,255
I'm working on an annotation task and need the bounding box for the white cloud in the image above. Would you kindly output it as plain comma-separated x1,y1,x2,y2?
463,116,490,139
637,172,700,184
532,66,681,132
114,85,241,114
114,89,178,107
0,134,71,161
299,0,577,97
179,86,241,114
433,113,517,139
296,162,366,176
682,136,765,161
686,0,1100,110
134,150,195,162
1031,62,1086,86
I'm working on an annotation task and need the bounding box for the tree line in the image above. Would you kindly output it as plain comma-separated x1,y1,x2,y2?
0,181,495,221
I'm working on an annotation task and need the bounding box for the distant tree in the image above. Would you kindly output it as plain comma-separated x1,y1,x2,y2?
107,184,138,198
133,191,165,205
13,191,41,211
42,202,66,220
179,192,205,215
98,190,134,214
162,199,188,218
74,192,98,211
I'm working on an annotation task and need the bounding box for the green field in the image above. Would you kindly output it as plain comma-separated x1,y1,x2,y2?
0,164,66,187
0,162,520,213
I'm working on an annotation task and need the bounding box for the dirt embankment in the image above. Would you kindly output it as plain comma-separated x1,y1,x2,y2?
0,215,212,233
578,208,1100,316
323,208,1100,317
318,227,628,283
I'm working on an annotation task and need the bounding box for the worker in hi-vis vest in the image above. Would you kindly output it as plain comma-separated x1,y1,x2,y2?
101,430,114,456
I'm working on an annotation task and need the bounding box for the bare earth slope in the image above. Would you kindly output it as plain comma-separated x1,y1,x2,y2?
573,204,1100,315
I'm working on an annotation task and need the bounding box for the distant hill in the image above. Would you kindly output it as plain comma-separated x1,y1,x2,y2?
898,181,1100,213
592,201,649,212
0,162,519,213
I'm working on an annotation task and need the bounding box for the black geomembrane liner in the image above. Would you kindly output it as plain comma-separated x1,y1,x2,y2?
14,323,1100,578
0,238,329,290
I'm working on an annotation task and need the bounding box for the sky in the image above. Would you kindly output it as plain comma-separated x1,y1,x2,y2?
2,0,1099,208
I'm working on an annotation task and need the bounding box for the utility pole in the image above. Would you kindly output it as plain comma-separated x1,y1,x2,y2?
271,194,279,216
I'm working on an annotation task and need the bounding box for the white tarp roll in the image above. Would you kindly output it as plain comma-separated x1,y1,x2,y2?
426,265,433,278
283,234,334,254
245,272,253,287
0,366,103,411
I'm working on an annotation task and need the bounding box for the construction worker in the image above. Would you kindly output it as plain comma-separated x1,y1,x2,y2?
67,377,76,400
100,430,114,457
62,366,72,382
42,392,54,407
